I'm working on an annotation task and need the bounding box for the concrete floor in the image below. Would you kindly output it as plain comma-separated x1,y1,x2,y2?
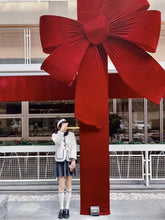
5,192,165,220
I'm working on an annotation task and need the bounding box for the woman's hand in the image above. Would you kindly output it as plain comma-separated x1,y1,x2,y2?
71,160,76,169
60,123,68,132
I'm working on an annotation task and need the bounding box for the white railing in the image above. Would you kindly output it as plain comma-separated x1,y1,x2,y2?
110,154,144,180
150,153,165,180
0,153,80,181
0,145,165,185
110,144,165,186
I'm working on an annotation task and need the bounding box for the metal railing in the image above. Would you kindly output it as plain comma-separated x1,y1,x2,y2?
0,145,165,186
110,153,144,180
0,27,45,64
0,153,80,181
150,153,165,180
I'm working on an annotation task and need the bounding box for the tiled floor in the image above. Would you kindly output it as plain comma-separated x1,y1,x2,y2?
5,192,165,220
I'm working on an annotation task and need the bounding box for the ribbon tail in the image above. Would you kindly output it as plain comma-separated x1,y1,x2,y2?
75,43,110,215
75,45,109,129
103,37,165,105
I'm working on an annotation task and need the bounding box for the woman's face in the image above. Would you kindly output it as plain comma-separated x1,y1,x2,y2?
60,122,69,132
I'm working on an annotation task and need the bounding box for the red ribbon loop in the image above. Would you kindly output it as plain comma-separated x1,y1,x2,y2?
83,15,109,45
40,0,165,128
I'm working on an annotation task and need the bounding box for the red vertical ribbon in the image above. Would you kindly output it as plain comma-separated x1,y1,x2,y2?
77,0,110,215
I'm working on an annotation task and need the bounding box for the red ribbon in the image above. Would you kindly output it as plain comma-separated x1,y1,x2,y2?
39,0,165,215
83,15,109,45
40,0,165,129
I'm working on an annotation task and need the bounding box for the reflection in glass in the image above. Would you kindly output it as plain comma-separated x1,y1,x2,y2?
0,102,21,114
132,99,144,143
111,99,129,143
0,119,22,137
29,101,74,114
29,117,79,137
148,100,160,143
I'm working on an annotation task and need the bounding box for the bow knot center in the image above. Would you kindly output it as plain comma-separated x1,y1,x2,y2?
83,15,109,45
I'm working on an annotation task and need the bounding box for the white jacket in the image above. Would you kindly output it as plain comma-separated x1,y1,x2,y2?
51,131,77,162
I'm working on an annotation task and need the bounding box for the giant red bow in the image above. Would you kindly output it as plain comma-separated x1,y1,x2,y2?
40,0,165,130
40,0,165,215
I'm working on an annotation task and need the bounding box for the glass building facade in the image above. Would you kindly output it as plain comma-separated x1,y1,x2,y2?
0,1,164,145
0,98,164,144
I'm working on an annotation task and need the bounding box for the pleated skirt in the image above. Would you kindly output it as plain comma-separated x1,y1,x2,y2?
54,160,77,178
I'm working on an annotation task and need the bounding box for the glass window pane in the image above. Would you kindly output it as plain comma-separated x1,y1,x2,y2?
29,101,74,114
0,28,25,64
0,102,21,114
148,100,160,143
132,98,144,143
109,99,128,143
0,118,22,137
29,117,79,137
116,99,129,143
30,27,46,64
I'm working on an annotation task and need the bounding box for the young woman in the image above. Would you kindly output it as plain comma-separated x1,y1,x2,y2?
52,118,77,219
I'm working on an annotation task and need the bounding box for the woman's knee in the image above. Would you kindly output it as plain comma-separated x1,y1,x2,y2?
66,176,72,190
59,176,65,191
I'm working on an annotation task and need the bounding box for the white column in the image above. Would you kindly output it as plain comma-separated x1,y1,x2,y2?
144,98,148,144
129,99,132,142
113,99,117,114
22,101,29,139
160,98,164,143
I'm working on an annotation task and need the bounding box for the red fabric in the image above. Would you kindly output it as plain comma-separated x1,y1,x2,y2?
39,0,165,215
109,74,142,98
79,121,110,215
0,76,76,101
75,45,110,214
75,45,109,129
77,1,110,215
83,15,109,45
2,72,165,101
40,0,165,109
0,74,145,102
104,37,165,105
40,17,89,86
0,0,164,216
108,10,161,53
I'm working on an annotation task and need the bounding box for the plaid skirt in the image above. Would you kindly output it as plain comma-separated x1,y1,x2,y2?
54,160,77,178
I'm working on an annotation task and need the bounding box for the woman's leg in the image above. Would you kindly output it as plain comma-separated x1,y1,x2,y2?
65,175,72,209
59,176,65,191
58,176,65,210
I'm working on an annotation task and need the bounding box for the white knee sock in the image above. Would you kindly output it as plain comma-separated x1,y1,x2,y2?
65,190,72,209
59,191,64,210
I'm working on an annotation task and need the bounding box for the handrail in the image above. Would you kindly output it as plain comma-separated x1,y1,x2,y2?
0,144,165,153
0,144,165,185
110,144,165,152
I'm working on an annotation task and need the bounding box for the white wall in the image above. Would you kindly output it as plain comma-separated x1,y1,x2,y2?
0,1,164,61
149,0,165,21
0,1,164,25
0,1,76,25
